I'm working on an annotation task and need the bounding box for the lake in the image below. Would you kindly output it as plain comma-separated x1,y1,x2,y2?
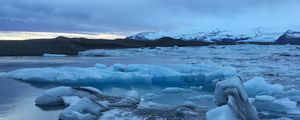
0,45,300,120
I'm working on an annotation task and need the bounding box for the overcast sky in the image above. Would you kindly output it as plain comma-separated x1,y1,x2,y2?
0,0,300,39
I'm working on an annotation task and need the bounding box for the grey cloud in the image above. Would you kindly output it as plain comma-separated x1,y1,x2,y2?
0,0,300,34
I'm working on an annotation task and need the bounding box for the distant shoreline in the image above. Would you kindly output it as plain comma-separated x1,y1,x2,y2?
0,36,298,56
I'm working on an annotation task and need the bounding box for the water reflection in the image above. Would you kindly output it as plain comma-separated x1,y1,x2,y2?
0,78,60,120
0,97,60,120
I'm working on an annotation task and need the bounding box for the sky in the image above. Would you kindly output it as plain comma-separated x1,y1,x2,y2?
0,0,300,40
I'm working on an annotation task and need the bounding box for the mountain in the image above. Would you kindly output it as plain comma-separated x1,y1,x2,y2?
0,36,210,56
127,29,285,43
0,29,299,56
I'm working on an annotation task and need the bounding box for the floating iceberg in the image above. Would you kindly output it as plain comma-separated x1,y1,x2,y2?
137,101,174,110
284,89,300,102
206,105,237,120
255,95,276,101
99,109,143,120
244,77,284,97
176,102,205,120
0,63,237,87
43,53,67,57
206,78,259,120
162,87,192,94
110,90,141,107
272,117,293,120
188,95,214,101
35,86,106,106
242,78,300,114
59,98,109,120
36,86,141,120
253,96,297,113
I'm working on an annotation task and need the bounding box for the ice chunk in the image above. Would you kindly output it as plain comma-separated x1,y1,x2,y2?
253,97,297,113
43,53,67,57
203,66,237,88
79,49,125,57
273,98,297,109
142,93,159,101
214,78,248,106
207,78,259,120
204,66,237,81
272,117,293,120
176,102,204,120
187,95,215,107
137,101,174,110
62,96,81,106
35,86,103,106
244,77,284,97
287,108,300,115
162,87,192,94
110,90,141,107
206,105,237,120
284,89,300,102
112,63,127,71
190,86,203,91
255,95,276,101
188,95,214,101
100,109,143,120
95,64,107,69
59,98,109,120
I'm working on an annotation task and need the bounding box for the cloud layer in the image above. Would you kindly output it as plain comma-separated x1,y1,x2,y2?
1,0,300,35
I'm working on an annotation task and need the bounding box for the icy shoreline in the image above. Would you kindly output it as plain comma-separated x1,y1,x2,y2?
33,76,300,120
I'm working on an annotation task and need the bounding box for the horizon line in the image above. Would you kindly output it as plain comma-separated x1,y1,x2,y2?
0,31,126,40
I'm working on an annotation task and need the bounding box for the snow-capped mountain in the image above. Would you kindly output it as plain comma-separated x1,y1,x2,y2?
127,28,286,43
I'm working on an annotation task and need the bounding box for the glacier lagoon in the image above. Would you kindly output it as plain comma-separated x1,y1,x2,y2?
0,45,300,120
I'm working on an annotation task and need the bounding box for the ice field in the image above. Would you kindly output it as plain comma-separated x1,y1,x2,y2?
0,45,300,120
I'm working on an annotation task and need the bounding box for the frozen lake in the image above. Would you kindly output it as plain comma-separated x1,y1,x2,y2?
0,45,300,120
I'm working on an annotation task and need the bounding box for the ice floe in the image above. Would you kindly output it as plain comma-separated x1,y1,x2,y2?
99,109,143,120
244,77,284,97
110,90,141,107
35,86,104,106
35,86,142,120
43,53,67,57
59,98,109,120
0,63,237,87
284,89,300,102
141,93,159,101
187,95,215,103
253,97,297,113
175,102,206,120
255,95,276,101
162,87,192,94
206,105,238,120
272,117,293,120
137,101,174,110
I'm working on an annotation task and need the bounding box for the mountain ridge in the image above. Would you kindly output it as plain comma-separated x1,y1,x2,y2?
0,30,299,56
